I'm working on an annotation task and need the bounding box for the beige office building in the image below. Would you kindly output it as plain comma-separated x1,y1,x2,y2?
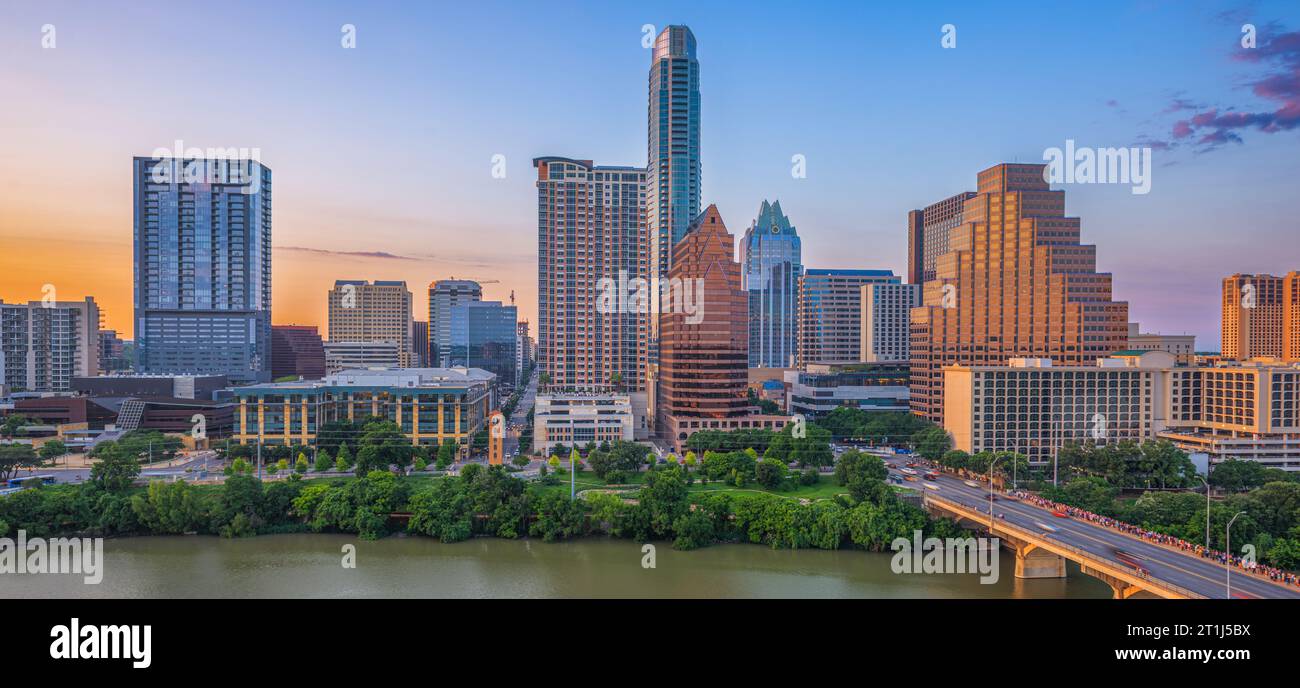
327,280,414,367
910,163,1130,424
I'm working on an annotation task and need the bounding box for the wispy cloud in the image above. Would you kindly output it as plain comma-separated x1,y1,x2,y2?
275,246,421,260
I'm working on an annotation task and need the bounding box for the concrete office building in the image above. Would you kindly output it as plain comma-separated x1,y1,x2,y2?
797,269,898,367
534,157,647,392
132,156,272,383
1126,322,1195,365
861,282,921,363
911,163,1130,424
323,341,401,374
533,393,636,453
270,325,326,380
327,280,413,367
0,297,100,393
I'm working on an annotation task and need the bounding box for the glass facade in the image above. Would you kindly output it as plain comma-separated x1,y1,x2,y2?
448,301,517,386
133,157,272,382
741,200,802,368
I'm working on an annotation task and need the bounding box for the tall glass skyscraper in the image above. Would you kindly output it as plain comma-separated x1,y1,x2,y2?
132,156,272,383
741,200,802,368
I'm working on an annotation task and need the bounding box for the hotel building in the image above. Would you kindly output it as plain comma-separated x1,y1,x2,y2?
132,156,272,382
797,269,898,367
327,280,414,367
1221,272,1300,361
741,199,802,368
533,157,647,392
861,282,921,363
233,367,496,447
944,351,1300,471
910,163,1130,424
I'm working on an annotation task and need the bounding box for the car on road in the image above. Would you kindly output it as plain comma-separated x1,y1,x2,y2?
963,480,980,488
904,475,918,482
924,483,939,491
923,471,939,481
1114,549,1149,575
1051,510,1070,519
1034,522,1057,533
900,468,917,475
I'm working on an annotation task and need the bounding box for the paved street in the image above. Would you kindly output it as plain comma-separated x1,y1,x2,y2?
881,456,1300,599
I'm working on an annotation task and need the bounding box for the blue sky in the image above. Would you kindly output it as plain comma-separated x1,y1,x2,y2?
1,0,1297,347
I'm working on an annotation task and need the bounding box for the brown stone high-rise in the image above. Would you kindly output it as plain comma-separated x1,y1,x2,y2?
657,205,750,436
910,163,1130,423
1221,272,1300,361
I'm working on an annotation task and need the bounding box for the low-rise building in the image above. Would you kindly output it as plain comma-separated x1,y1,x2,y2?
785,363,910,419
1127,322,1196,364
323,341,402,374
232,367,496,447
533,393,636,453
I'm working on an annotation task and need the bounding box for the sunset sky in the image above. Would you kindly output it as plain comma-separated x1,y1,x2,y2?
2,0,1298,350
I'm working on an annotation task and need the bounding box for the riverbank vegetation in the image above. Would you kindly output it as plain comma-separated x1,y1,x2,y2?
0,441,960,555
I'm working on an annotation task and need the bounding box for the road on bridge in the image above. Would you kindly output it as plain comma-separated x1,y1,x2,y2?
881,458,1300,599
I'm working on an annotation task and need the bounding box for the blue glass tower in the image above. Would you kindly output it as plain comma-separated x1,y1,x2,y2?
741,200,802,368
448,301,518,386
133,156,272,383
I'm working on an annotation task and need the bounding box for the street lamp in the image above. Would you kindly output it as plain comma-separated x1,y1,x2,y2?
988,454,1003,533
1196,476,1211,549
1226,510,1246,600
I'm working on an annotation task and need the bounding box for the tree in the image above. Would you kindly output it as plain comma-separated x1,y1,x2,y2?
314,449,333,473
1209,459,1271,492
912,427,951,461
0,444,41,481
295,453,309,474
88,443,141,491
1,414,31,439
39,440,68,464
834,450,890,505
336,445,354,471
755,458,787,489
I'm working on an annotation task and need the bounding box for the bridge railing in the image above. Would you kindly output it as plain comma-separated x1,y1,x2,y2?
925,493,1207,600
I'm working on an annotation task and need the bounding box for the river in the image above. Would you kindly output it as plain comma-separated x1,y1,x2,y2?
0,534,1112,598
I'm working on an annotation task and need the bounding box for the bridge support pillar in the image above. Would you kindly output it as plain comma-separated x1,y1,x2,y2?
1014,544,1066,579
1080,565,1148,599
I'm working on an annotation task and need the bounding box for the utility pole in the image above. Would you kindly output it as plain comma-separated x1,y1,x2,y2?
1226,510,1246,599
1197,475,1211,549
257,441,262,480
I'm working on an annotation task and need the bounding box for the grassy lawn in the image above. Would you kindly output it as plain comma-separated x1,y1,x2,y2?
531,469,851,503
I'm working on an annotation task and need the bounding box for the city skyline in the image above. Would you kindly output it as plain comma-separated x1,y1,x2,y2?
3,2,1299,349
